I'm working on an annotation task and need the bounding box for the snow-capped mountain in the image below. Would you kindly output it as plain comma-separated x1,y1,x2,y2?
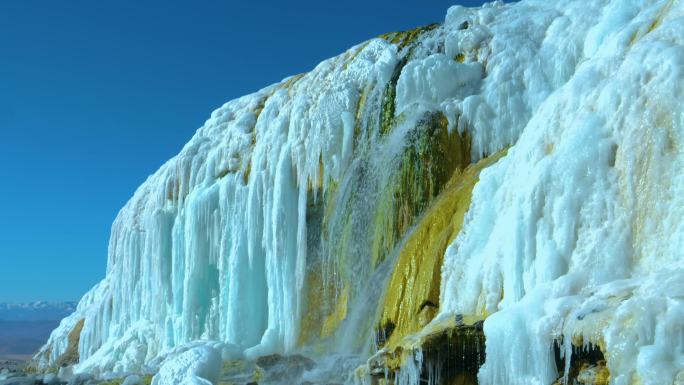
0,302,76,321
36,1,684,384
0,302,76,360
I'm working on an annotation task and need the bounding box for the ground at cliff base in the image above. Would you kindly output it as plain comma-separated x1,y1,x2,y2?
0,359,26,378
0,367,152,385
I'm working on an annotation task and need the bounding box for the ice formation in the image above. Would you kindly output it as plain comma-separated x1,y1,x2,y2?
37,0,684,384
151,345,222,385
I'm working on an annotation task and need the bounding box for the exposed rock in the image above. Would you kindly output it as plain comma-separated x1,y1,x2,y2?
54,320,84,370
577,363,609,385
378,150,504,349
552,341,609,385
254,354,315,383
366,318,485,385
255,354,314,371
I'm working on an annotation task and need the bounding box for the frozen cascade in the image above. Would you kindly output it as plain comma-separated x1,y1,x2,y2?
438,1,684,385
37,1,684,385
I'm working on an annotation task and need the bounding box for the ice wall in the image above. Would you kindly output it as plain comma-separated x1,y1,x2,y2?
37,0,684,384
438,1,684,384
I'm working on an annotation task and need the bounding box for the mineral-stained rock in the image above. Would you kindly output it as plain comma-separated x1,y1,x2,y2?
255,354,314,371
255,354,315,383
366,318,485,385
576,363,609,385
54,320,84,370
552,341,609,385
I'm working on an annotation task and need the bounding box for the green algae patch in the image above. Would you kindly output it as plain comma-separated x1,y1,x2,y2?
378,58,404,136
378,149,507,350
371,112,471,268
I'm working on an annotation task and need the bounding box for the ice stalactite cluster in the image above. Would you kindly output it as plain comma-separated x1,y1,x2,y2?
438,1,684,384
38,1,684,384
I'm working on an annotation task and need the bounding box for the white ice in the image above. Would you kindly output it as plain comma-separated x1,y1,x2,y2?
439,1,684,384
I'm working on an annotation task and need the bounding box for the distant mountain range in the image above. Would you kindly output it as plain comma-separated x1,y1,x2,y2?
0,301,76,321
0,302,75,359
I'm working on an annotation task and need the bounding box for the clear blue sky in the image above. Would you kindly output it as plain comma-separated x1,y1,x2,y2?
0,0,493,303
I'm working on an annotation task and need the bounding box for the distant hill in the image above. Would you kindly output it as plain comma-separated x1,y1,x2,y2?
0,302,75,359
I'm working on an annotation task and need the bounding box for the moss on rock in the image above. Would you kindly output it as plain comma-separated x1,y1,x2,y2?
371,111,471,269
377,149,505,350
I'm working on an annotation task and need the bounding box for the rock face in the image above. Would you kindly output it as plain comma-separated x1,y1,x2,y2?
37,1,684,384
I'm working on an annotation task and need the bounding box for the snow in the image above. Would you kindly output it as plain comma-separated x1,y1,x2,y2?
37,0,684,384
395,54,483,116
151,345,221,385
42,373,59,385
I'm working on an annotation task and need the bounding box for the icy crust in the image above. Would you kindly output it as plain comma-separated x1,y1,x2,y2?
411,0,610,160
439,0,684,384
151,344,222,385
38,0,684,384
